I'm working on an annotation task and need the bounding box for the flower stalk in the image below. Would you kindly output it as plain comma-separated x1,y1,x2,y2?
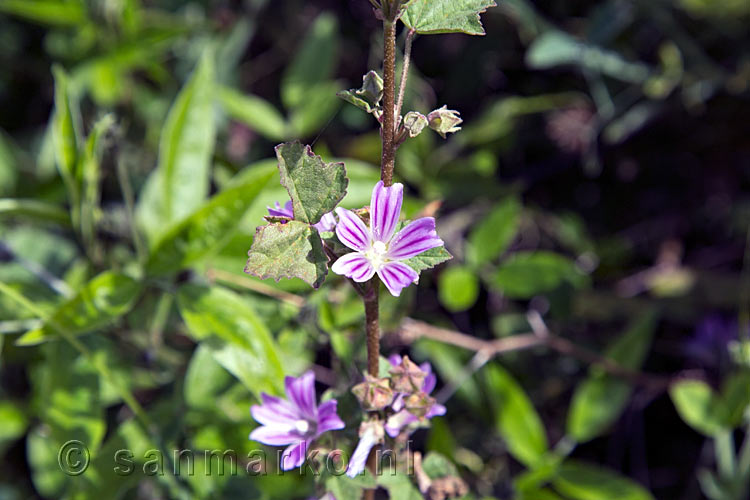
381,19,397,188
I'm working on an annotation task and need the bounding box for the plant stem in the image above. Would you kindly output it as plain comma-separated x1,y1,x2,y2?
364,280,380,377
395,29,415,121
381,19,397,187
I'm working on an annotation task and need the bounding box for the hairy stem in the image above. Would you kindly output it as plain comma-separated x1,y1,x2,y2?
381,20,397,187
364,280,380,377
395,29,415,121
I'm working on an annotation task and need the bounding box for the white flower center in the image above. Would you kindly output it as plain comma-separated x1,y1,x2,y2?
365,241,389,270
295,419,310,434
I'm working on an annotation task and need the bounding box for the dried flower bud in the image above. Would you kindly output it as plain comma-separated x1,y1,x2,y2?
352,374,394,411
404,391,436,418
427,105,463,138
389,355,427,393
403,111,428,138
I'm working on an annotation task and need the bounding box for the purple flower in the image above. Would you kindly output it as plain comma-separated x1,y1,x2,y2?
267,200,337,232
267,201,294,218
384,355,446,438
331,181,444,297
346,421,384,478
250,371,345,471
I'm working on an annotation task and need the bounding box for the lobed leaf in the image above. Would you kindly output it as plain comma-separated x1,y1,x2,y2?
401,0,497,35
245,220,329,288
275,141,348,224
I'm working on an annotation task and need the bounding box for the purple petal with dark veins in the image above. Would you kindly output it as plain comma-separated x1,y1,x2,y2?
280,440,310,470
267,200,294,218
346,431,378,477
377,261,419,297
331,252,376,282
317,400,345,434
370,181,403,243
387,217,443,260
249,426,299,446
285,371,317,419
334,208,372,252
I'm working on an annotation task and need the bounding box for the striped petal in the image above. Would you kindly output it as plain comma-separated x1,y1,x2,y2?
331,253,376,283
249,425,299,446
346,429,378,477
285,371,317,419
317,400,345,434
377,261,418,297
370,181,403,243
335,208,372,252
387,217,443,260
280,440,310,471
267,200,294,218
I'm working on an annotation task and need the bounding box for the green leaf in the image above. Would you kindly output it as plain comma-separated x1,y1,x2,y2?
0,401,27,454
670,380,729,437
553,460,655,500
467,197,520,266
218,86,288,141
377,471,423,500
438,266,479,312
51,65,81,220
177,284,285,397
326,473,376,500
485,363,548,466
145,165,275,276
526,31,650,84
403,245,453,273
184,344,233,410
281,13,339,109
275,141,347,224
137,50,216,243
721,370,750,427
401,0,497,35
16,272,143,346
0,0,86,26
244,221,329,289
80,114,115,251
421,452,459,479
0,199,71,226
567,311,658,442
289,81,342,138
492,251,586,299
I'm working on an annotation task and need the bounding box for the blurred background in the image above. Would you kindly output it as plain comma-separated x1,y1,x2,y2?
0,0,749,499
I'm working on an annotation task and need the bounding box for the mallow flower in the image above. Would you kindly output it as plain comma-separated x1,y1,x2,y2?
267,200,337,232
249,371,345,470
385,355,446,438
331,181,443,296
346,420,384,478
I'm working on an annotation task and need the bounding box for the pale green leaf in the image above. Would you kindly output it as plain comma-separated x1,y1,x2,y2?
184,344,233,410
401,0,497,35
485,363,548,466
670,380,729,437
567,311,657,442
0,401,27,453
218,86,288,141
16,272,143,346
0,199,71,226
467,197,520,266
177,284,285,397
137,50,216,243
553,460,655,500
438,266,479,312
493,251,587,298
145,165,275,276
275,141,347,224
51,65,81,216
0,0,86,26
377,471,423,500
403,245,453,273
244,220,329,289
721,370,750,427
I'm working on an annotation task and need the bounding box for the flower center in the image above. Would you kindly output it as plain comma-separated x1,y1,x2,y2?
365,241,389,270
295,419,311,434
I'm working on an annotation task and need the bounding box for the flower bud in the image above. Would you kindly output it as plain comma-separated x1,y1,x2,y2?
352,374,394,411
403,111,428,138
404,391,436,418
389,355,427,393
427,105,463,138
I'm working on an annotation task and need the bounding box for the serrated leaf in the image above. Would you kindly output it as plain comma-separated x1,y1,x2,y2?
275,141,347,224
177,284,285,397
16,272,143,346
403,245,453,273
137,50,216,244
484,363,549,467
145,165,275,276
553,460,655,500
401,0,497,35
567,311,658,442
245,220,329,288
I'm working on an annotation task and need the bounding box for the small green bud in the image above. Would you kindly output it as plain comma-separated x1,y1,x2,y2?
352,374,394,411
389,355,427,393
403,111,428,138
427,105,463,138
404,391,436,418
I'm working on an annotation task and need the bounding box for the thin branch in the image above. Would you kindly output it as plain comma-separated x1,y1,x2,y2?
365,280,380,377
395,29,415,123
206,268,305,308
